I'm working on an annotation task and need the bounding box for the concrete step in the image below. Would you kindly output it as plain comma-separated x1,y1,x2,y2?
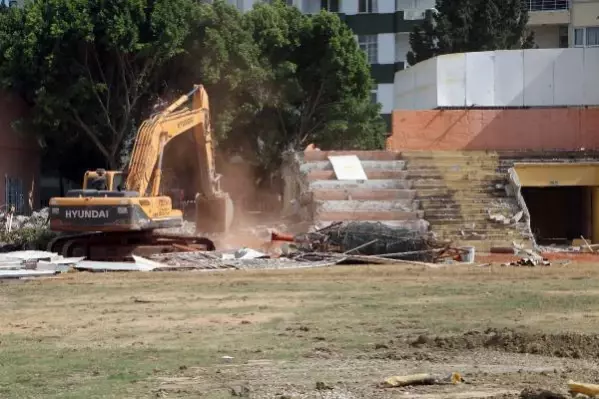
433,225,530,233
421,204,516,214
425,216,499,224
418,197,515,206
401,150,499,159
412,181,504,190
307,170,408,181
309,179,412,190
415,187,507,196
315,210,424,221
406,171,504,180
300,160,406,173
312,188,416,201
315,200,418,212
303,150,402,162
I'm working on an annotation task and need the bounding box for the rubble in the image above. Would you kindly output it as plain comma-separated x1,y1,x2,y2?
0,208,56,252
0,214,484,280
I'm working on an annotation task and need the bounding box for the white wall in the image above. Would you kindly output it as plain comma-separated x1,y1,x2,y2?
378,34,395,64
377,84,395,113
342,0,358,14
378,0,395,13
394,48,599,109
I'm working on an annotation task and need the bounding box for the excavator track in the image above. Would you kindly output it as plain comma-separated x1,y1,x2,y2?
48,231,216,262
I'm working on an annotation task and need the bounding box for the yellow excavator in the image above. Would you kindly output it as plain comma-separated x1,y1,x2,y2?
48,85,234,260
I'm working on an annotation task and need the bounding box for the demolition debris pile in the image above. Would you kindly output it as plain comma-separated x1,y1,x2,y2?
298,221,441,262
0,208,55,252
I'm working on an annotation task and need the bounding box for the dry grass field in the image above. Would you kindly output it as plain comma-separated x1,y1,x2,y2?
2,263,599,398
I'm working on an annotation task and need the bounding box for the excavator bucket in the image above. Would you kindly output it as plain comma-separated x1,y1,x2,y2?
195,193,234,233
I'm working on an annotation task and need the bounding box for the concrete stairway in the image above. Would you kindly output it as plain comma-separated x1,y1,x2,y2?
285,150,429,232
401,151,533,250
283,150,535,250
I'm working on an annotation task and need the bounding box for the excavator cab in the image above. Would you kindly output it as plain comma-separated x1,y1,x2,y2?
83,169,125,192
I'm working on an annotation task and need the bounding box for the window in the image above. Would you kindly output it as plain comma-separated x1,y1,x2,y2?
359,0,377,13
4,176,24,214
395,33,409,62
396,0,415,9
574,28,584,46
370,90,378,104
587,27,599,46
358,35,378,63
573,27,599,47
558,26,568,48
320,0,339,12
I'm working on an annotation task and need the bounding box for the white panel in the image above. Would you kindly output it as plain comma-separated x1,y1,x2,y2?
494,50,524,106
377,34,395,64
378,84,395,113
393,48,599,111
342,0,358,14
436,53,466,107
395,33,409,63
523,49,556,106
465,51,495,107
414,57,438,109
394,67,415,109
554,48,584,106
583,48,599,104
379,0,395,13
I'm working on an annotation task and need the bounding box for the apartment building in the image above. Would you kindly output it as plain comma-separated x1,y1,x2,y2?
528,0,599,48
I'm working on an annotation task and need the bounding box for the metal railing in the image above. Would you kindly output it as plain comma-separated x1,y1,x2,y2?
527,0,569,11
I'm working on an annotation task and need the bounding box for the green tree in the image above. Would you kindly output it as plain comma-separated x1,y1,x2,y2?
238,1,386,176
407,0,535,66
0,0,202,169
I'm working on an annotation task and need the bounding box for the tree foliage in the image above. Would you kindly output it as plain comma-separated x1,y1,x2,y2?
0,0,385,180
238,1,385,175
407,0,535,66
0,0,202,169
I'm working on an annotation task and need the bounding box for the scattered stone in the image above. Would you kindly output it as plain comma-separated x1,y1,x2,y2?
315,381,333,390
230,385,250,397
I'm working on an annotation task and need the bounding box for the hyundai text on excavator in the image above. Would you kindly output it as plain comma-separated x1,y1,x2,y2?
47,85,234,260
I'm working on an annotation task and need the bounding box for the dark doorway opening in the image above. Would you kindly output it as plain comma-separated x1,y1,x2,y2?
521,186,592,245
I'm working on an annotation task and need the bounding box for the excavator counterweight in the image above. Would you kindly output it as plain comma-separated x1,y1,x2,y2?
47,85,234,261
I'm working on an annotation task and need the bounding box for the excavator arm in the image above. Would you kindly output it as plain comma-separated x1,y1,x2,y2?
125,85,233,232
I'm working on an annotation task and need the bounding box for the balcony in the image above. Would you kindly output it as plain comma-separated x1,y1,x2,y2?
527,0,569,11
527,0,570,25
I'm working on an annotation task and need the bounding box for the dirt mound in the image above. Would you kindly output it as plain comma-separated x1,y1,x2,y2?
412,328,599,359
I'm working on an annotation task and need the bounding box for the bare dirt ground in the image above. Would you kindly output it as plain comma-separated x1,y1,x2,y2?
2,262,599,398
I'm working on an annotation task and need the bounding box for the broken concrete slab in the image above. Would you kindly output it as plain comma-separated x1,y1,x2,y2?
327,155,368,180
300,160,406,173
309,179,411,190
0,269,58,279
314,199,418,212
0,250,60,262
